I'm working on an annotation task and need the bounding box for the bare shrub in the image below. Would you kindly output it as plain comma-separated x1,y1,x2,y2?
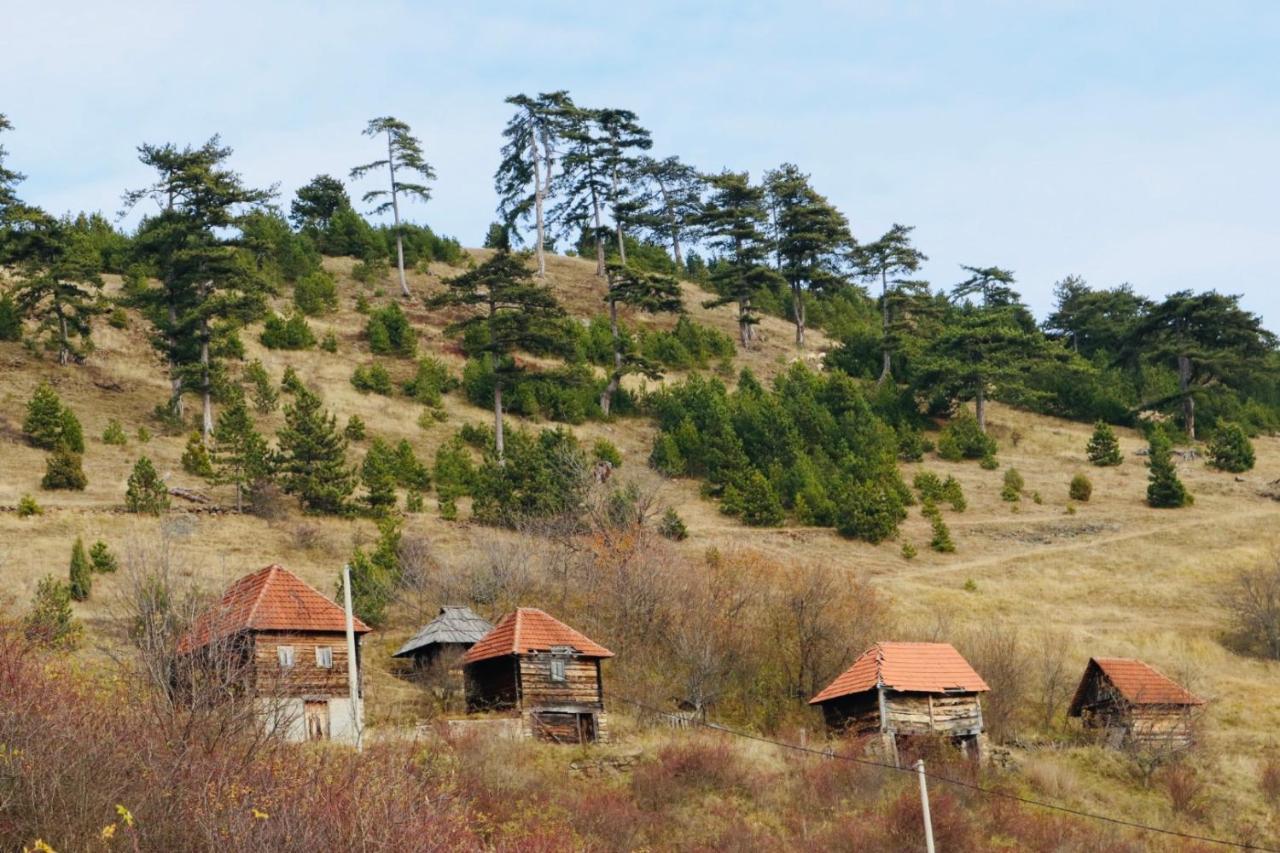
960,624,1030,743
1160,762,1208,819
1220,556,1280,659
630,737,744,810
291,521,328,552
1032,629,1073,732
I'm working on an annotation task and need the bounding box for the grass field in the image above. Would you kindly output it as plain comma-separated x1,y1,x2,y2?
3,250,1279,844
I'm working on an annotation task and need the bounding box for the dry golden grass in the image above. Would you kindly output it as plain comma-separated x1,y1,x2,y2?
3,251,1279,839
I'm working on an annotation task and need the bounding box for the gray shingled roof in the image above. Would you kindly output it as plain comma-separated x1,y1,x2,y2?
393,606,494,658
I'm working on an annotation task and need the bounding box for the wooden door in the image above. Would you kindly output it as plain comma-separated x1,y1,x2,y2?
304,700,330,741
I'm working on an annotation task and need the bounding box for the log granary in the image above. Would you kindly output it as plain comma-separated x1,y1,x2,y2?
392,605,494,674
462,607,613,743
809,641,990,764
1067,657,1205,749
175,564,370,744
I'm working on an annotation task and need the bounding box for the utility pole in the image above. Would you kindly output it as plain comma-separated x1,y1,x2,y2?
342,563,363,752
916,758,936,853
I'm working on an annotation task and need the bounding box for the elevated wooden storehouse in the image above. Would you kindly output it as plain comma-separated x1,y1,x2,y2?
462,607,613,743
392,606,493,672
1068,657,1204,748
809,642,990,763
176,564,371,744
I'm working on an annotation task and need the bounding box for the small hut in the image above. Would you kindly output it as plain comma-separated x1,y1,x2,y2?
1068,657,1204,748
393,606,493,673
175,564,371,744
809,641,989,763
462,607,613,743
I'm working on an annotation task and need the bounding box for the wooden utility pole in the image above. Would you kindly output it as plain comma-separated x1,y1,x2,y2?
342,563,363,752
916,759,936,853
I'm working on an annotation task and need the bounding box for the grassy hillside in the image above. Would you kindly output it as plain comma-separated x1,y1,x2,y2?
3,250,1279,847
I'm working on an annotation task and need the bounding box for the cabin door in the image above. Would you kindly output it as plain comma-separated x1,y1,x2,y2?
304,700,330,741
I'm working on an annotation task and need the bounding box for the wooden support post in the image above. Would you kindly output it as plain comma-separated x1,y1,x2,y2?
916,759,935,853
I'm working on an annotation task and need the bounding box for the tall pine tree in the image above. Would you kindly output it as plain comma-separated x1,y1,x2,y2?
276,387,354,514
350,117,436,298
600,261,684,415
209,394,271,512
698,171,781,348
427,250,565,459
495,91,574,277
854,223,928,382
629,155,704,269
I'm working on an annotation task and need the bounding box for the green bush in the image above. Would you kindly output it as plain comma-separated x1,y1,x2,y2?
181,433,214,478
352,258,387,284
659,507,688,541
835,479,907,543
260,313,316,350
1207,423,1255,473
339,518,400,626
17,494,42,518
1147,430,1192,509
941,475,966,512
293,270,338,315
403,357,457,406
281,366,306,395
320,332,338,353
0,290,22,341
108,307,129,329
979,453,999,470
737,472,785,527
593,439,623,468
471,427,589,526
344,415,367,442
24,383,81,451
23,576,82,650
360,438,399,514
901,542,918,559
102,419,128,446
1001,467,1024,502
366,303,416,357
68,538,92,602
913,471,944,503
351,363,394,395
649,434,685,476
42,446,88,491
1086,420,1123,466
937,412,997,462
405,490,424,513
393,439,431,491
438,495,458,521
244,360,279,414
930,513,956,553
89,540,119,574
136,426,152,444
59,409,85,454
126,456,170,515
1069,473,1093,502
434,435,476,501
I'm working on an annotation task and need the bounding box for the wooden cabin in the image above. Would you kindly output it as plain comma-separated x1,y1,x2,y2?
175,564,371,744
809,642,990,764
393,605,493,673
462,608,613,743
1068,657,1204,749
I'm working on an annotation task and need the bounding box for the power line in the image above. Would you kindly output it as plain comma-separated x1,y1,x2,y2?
612,695,1275,852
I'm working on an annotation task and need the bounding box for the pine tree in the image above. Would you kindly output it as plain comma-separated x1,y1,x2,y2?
126,456,170,515
698,171,782,347
243,359,278,414
630,155,705,269
495,91,574,277
350,117,435,298
336,518,401,627
600,261,684,415
181,432,214,477
42,445,87,491
68,537,91,602
1086,420,1123,466
23,381,66,449
1207,423,1255,473
737,471,785,527
10,209,106,365
427,250,566,460
58,407,84,453
0,290,22,341
853,223,929,382
276,387,354,514
89,540,119,574
290,174,353,233
209,395,271,512
361,438,399,514
0,113,24,217
23,576,82,650
764,163,853,348
122,138,274,436
1146,430,1192,508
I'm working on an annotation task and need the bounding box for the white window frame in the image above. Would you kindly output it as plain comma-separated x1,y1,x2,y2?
549,658,567,682
315,646,334,669
277,645,295,669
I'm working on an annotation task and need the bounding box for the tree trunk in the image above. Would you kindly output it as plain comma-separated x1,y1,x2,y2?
976,384,987,433
57,310,69,366
1179,354,1195,440
590,179,606,277
235,482,243,514
672,229,684,270
167,298,183,418
600,294,622,416
738,298,751,348
658,180,683,268
493,378,505,462
878,270,892,384
610,165,627,266
531,132,546,278
792,285,805,348
200,316,213,439
387,130,410,298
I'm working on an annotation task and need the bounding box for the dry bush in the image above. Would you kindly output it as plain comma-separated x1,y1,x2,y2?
1261,753,1280,807
1160,762,1209,820
960,624,1031,743
630,737,745,810
1220,555,1280,659
290,520,329,552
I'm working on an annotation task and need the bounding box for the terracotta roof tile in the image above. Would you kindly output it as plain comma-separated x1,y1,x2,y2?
462,608,613,664
177,564,369,655
1070,657,1204,711
810,642,989,704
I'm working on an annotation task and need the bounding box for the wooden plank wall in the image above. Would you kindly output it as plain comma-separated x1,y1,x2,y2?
518,656,603,709
253,631,355,698
885,693,983,736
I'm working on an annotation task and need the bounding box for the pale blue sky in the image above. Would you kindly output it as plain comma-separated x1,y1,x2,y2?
4,1,1279,324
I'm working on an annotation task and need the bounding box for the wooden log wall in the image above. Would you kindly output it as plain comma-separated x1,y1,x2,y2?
885,692,983,736
253,631,356,698
518,656,603,709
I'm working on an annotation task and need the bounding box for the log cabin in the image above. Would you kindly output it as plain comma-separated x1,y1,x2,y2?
1067,657,1204,749
809,642,989,764
462,607,613,743
393,605,493,673
175,564,371,744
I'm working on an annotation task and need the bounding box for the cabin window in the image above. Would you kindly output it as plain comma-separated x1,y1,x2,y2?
315,646,333,668
277,645,295,669
550,658,567,682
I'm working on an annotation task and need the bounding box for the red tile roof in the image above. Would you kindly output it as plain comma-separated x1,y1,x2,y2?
1070,657,1204,712
810,642,989,704
177,564,370,655
462,608,613,664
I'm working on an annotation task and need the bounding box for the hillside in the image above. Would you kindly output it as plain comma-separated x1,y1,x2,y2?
3,251,1280,848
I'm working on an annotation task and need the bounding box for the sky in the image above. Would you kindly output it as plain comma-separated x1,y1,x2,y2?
4,1,1279,325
